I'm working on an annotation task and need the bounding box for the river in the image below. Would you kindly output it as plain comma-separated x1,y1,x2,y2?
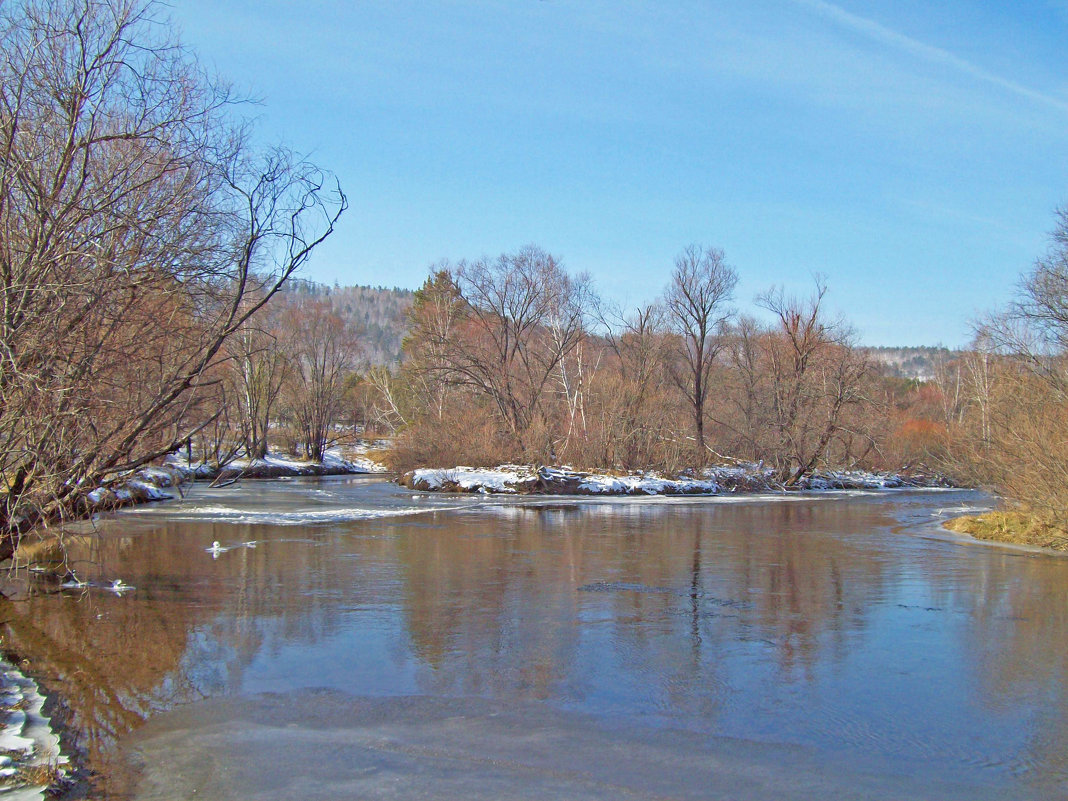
2,477,1066,799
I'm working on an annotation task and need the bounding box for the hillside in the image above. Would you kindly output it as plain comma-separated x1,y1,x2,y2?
864,346,956,381
284,280,414,365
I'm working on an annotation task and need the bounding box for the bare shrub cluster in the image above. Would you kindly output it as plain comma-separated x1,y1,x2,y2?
209,290,363,464
933,208,1068,521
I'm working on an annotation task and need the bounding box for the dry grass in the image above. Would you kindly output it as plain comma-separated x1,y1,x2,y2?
945,510,1068,551
14,760,63,787
360,445,393,468
385,410,514,473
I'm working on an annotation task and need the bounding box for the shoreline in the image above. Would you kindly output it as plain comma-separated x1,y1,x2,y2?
400,465,1068,555
942,510,1068,552
0,650,81,799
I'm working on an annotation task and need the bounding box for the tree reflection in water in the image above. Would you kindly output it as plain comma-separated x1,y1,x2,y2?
0,485,1065,798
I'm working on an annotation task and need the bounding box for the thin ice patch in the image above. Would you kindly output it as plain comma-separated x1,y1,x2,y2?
0,659,68,796
134,504,463,526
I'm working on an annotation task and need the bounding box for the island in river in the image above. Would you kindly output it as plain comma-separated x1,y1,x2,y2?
397,464,956,496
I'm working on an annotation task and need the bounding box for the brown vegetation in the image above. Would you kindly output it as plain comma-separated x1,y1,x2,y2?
15,7,1068,555
933,206,1068,545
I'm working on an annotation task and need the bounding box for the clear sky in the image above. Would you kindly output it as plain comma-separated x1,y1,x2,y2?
168,0,1068,346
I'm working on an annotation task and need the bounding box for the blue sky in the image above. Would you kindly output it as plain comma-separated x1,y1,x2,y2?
169,1,1068,346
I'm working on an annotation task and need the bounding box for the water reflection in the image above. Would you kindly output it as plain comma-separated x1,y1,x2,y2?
0,482,1065,798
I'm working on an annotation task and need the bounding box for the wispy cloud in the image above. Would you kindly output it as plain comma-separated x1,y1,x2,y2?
790,0,1068,114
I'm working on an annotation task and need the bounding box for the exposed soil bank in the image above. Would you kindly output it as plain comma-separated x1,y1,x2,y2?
398,464,956,496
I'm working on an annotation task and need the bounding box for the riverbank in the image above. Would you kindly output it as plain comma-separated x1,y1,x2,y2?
944,510,1068,551
398,464,955,496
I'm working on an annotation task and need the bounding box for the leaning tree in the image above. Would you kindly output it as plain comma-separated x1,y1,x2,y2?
0,0,345,556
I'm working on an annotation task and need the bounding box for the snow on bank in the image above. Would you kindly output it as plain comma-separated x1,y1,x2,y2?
400,465,954,496
402,465,744,495
81,447,388,518
800,470,911,490
344,443,392,474
84,468,179,511
0,657,67,797
164,446,388,481
406,465,541,494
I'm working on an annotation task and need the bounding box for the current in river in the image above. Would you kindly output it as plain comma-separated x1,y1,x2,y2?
2,477,1066,800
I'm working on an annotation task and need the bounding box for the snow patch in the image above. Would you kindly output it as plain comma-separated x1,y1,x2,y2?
125,479,172,501
408,465,725,496
403,464,953,497
411,465,539,493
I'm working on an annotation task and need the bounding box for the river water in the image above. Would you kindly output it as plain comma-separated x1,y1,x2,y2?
3,477,1067,799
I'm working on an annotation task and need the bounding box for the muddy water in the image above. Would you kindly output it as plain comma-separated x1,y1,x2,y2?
3,478,1067,799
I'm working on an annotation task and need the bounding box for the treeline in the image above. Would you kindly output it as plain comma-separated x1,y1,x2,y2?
865,346,956,381
364,244,948,483
7,0,1063,556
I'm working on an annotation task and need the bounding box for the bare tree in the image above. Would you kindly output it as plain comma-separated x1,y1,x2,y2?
982,207,1068,398
226,302,293,459
364,365,409,433
720,315,767,460
752,279,872,485
932,349,966,428
413,246,592,458
663,245,738,462
591,302,678,468
0,0,345,554
953,207,1068,519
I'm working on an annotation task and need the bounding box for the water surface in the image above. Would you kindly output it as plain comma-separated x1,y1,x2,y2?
3,478,1066,799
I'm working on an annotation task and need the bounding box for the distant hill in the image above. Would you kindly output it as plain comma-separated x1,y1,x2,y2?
283,280,414,365
864,346,957,381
